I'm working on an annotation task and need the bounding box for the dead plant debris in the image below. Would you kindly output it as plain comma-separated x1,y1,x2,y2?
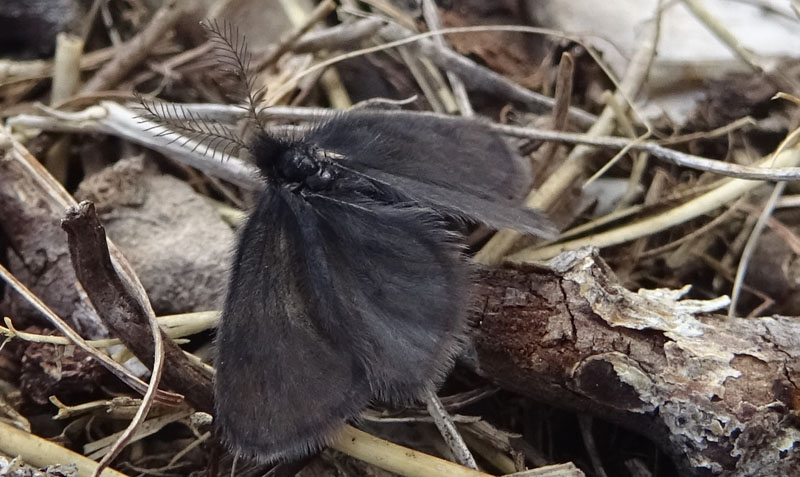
1,1,799,476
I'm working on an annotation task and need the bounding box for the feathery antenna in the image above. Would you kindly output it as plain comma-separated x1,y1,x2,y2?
135,20,270,161
136,93,249,161
203,20,267,130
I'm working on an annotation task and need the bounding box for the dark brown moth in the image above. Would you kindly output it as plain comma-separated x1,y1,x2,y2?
141,21,556,464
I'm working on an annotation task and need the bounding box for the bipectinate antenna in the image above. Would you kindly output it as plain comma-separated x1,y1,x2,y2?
135,93,250,161
135,19,273,162
203,19,267,130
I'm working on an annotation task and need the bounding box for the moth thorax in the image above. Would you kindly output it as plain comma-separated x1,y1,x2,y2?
279,149,318,181
252,133,336,190
280,147,335,191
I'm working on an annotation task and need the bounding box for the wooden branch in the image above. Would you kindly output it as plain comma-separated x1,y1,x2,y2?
61,201,214,413
472,248,800,476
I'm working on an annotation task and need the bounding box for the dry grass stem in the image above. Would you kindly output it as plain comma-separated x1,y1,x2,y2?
475,9,660,264
331,425,492,477
510,148,800,262
0,263,181,404
0,421,130,477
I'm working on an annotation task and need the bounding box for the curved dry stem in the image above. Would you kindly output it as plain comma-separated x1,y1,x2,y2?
0,264,183,405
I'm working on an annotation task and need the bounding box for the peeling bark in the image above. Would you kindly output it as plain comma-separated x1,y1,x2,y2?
473,248,800,476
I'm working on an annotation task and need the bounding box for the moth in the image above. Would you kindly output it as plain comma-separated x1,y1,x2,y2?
141,22,556,464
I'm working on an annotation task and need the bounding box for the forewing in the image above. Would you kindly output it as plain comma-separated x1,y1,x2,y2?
291,189,471,404
305,110,532,203
305,110,556,237
215,186,371,463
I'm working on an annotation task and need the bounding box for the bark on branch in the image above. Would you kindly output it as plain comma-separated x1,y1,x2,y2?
472,248,799,476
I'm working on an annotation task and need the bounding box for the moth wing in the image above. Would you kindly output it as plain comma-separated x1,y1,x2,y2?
215,186,371,463
215,186,470,463
306,110,534,203
360,168,557,238
297,190,471,404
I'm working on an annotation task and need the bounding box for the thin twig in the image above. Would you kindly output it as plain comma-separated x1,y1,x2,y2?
93,289,167,476
475,9,660,264
397,46,447,113
0,264,181,405
124,41,215,90
421,0,473,116
276,0,353,109
583,90,645,187
491,123,800,181
84,410,193,458
538,52,574,172
728,181,785,317
253,0,337,70
99,0,123,47
293,17,384,53
81,0,185,94
13,101,800,184
14,98,800,200
656,116,756,145
424,389,478,469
